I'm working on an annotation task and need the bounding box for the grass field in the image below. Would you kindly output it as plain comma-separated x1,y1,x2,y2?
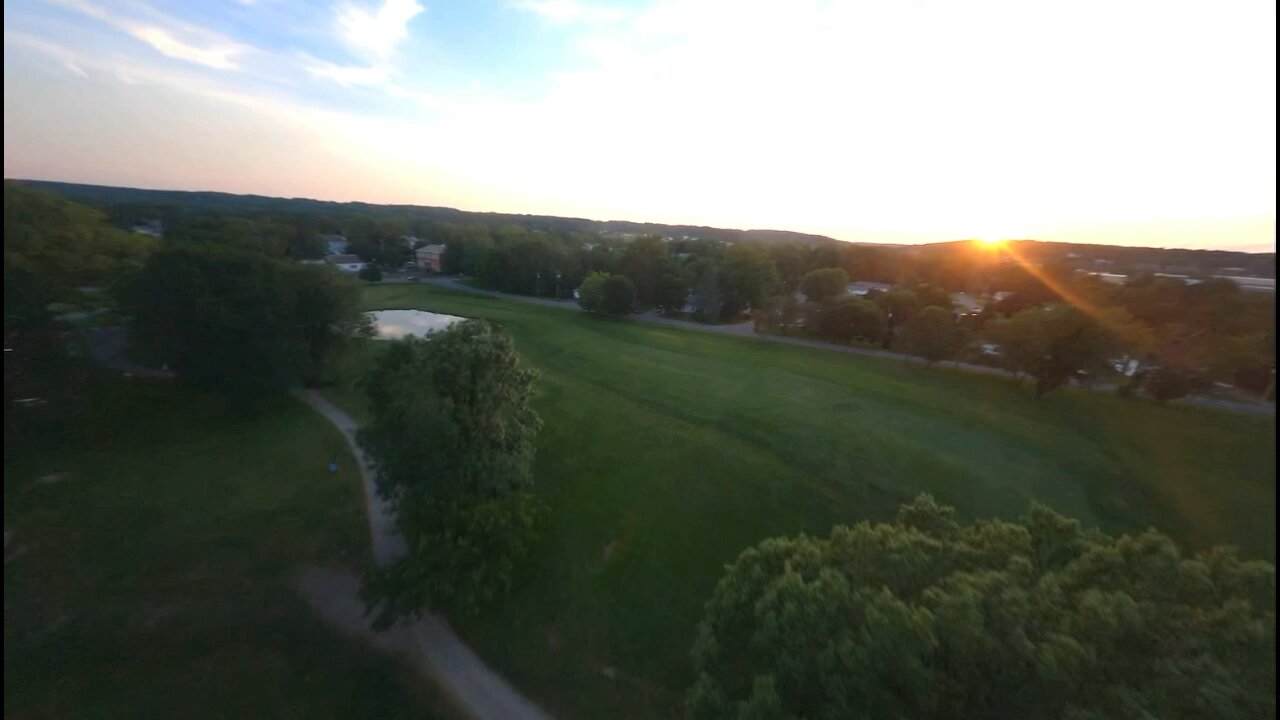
331,283,1277,719
4,376,444,719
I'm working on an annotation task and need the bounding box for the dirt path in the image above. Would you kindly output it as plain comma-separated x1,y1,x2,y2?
298,390,552,720
417,277,1274,416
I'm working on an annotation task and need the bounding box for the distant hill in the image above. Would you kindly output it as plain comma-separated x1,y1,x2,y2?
915,239,1275,279
16,180,840,248
15,180,1274,277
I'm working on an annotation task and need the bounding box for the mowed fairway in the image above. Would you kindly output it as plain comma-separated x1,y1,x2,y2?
336,283,1276,719
4,377,444,719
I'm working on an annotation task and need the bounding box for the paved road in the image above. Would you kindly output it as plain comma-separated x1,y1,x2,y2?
299,390,552,720
415,277,1275,417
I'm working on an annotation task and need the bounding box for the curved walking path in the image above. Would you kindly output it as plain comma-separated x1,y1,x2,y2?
416,276,1275,417
299,390,552,720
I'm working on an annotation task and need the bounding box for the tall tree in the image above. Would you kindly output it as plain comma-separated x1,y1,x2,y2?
688,495,1275,720
897,305,961,365
986,305,1152,395
620,235,668,307
654,257,694,315
601,274,637,316
719,244,780,319
799,267,849,302
128,244,369,399
359,321,544,620
577,271,609,313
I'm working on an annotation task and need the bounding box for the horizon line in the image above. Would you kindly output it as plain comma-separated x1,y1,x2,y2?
9,175,1276,256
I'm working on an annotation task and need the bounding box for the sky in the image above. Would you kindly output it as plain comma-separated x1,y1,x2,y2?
3,0,1276,251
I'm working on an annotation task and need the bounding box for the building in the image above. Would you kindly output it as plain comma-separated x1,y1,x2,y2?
320,234,348,256
131,219,164,237
415,244,446,272
847,281,892,296
326,254,366,272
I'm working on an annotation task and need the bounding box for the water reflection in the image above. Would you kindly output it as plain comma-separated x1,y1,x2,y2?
369,309,465,340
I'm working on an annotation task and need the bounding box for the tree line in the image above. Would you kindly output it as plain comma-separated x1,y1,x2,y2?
4,182,373,419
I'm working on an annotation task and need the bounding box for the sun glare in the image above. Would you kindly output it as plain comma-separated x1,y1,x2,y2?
975,237,1006,247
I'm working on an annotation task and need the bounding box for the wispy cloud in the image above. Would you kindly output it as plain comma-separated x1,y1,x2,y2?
334,0,423,60
307,0,424,90
44,0,250,70
4,30,89,77
512,0,625,24
303,55,391,87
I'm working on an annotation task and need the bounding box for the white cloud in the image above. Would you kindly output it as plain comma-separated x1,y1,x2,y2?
307,0,424,89
127,25,240,69
334,0,423,60
513,0,625,24
44,0,249,70
303,55,391,87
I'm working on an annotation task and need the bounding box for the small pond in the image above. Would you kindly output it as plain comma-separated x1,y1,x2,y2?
369,309,466,340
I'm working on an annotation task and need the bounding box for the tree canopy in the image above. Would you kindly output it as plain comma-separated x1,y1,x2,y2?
359,321,544,620
4,180,154,296
986,305,1152,395
128,244,370,398
800,267,849,302
688,495,1276,720
601,274,638,316
898,305,961,365
719,244,780,319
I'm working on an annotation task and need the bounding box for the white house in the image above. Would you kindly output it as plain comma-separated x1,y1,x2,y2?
320,234,348,256
326,254,366,272
131,219,164,237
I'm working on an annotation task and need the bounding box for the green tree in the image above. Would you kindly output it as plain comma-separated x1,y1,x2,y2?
601,274,637,316
4,181,155,294
799,267,848,302
577,271,609,313
875,288,920,344
620,235,668,307
897,305,961,365
987,305,1152,396
358,321,543,621
654,258,694,315
754,294,803,334
688,495,1275,720
358,265,383,282
846,298,887,344
719,244,780,320
768,242,810,291
128,244,368,398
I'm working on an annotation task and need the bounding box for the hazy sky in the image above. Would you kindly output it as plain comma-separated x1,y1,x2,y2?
3,0,1276,250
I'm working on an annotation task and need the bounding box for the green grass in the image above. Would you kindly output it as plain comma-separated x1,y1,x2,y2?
4,376,446,719
333,283,1276,719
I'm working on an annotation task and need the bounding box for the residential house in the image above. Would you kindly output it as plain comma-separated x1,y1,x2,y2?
131,219,164,237
847,281,892,296
320,234,348,256
326,254,366,272
415,244,447,272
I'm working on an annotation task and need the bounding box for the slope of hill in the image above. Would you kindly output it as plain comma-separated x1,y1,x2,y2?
17,180,839,247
